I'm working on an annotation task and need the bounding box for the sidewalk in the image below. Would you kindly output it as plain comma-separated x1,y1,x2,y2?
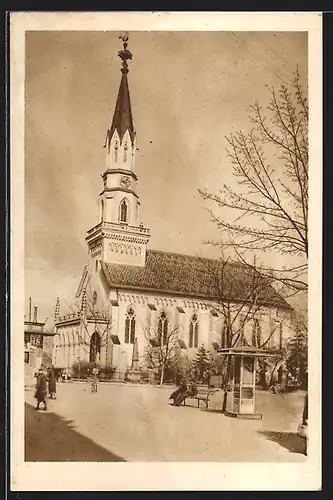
25,402,125,462
25,384,307,462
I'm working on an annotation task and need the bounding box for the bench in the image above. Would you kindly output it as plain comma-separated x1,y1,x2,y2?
183,388,215,409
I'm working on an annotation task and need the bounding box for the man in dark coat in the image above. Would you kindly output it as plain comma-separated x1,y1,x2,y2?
47,365,57,399
169,381,188,406
35,366,47,410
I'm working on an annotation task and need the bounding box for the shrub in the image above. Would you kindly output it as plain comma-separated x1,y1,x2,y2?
71,361,116,380
99,366,116,380
71,360,94,378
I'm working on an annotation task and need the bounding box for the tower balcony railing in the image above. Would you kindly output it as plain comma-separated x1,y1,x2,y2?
86,221,150,237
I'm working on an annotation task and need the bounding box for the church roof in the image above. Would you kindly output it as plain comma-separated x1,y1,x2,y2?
100,250,290,309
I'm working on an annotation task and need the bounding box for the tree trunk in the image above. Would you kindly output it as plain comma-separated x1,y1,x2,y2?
269,359,281,386
222,389,228,413
222,356,231,412
159,364,165,385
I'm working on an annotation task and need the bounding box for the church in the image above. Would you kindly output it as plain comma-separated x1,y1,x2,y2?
52,35,293,381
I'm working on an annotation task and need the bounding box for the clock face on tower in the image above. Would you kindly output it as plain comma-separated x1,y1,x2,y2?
120,176,131,188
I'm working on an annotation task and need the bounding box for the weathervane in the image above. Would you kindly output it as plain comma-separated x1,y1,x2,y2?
118,32,132,73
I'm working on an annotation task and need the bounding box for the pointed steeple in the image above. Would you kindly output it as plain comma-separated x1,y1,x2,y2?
105,33,135,148
87,32,151,268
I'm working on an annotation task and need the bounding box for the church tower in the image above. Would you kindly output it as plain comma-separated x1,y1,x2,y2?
86,33,150,268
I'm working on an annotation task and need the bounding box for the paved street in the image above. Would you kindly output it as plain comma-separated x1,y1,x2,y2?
25,382,306,462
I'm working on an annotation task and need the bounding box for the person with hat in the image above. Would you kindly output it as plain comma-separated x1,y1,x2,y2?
34,365,48,411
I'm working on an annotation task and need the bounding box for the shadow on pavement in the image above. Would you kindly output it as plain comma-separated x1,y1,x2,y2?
259,431,306,455
25,403,125,462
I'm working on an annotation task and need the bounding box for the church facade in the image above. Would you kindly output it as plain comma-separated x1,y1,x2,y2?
53,36,293,379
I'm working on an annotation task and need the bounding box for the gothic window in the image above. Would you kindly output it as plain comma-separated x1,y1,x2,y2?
120,199,128,223
125,307,136,344
221,321,227,349
252,318,262,348
239,314,245,345
189,314,199,348
100,199,104,222
114,141,119,162
124,141,128,162
89,331,101,363
72,331,76,355
267,319,275,350
157,311,168,346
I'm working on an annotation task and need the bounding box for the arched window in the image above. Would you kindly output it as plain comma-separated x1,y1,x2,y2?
100,199,104,222
123,141,128,162
239,314,245,345
158,311,168,346
72,331,76,355
221,321,227,349
89,331,101,363
120,199,128,223
114,141,119,162
125,307,136,344
189,314,199,348
252,318,262,348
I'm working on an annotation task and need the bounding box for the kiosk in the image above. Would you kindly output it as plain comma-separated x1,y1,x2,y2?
218,346,277,420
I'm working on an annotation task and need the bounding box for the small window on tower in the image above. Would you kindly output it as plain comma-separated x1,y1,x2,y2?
100,199,104,222
114,141,119,162
120,199,128,223
124,141,128,162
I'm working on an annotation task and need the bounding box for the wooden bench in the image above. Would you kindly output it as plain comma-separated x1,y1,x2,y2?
183,388,215,409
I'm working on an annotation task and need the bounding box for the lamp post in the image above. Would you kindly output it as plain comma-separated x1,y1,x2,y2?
78,356,81,383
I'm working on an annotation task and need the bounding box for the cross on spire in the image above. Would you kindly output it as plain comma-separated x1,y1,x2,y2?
118,32,133,74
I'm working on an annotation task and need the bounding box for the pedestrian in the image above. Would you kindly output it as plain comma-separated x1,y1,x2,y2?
34,365,48,411
47,365,57,399
91,366,99,393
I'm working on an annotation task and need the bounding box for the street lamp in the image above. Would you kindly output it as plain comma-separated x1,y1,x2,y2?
78,356,81,383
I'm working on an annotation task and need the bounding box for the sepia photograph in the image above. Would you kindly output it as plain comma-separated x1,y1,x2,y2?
10,12,322,491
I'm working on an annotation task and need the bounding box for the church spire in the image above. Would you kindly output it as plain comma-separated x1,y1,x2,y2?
87,32,150,268
105,33,135,149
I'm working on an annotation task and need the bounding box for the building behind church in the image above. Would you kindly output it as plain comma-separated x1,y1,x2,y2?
52,36,294,382
24,300,56,385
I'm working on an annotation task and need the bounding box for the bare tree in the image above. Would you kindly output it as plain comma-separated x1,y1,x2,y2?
197,253,288,410
199,70,308,296
144,319,182,385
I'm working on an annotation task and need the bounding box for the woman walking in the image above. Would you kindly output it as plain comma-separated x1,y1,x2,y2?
34,366,48,411
47,365,57,399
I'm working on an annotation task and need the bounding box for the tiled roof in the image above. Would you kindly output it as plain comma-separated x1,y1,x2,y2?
100,250,290,309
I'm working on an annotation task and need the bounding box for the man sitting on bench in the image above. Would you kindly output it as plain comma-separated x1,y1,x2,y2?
170,380,198,406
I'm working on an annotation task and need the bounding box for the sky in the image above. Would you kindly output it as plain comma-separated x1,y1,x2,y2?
24,30,308,323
